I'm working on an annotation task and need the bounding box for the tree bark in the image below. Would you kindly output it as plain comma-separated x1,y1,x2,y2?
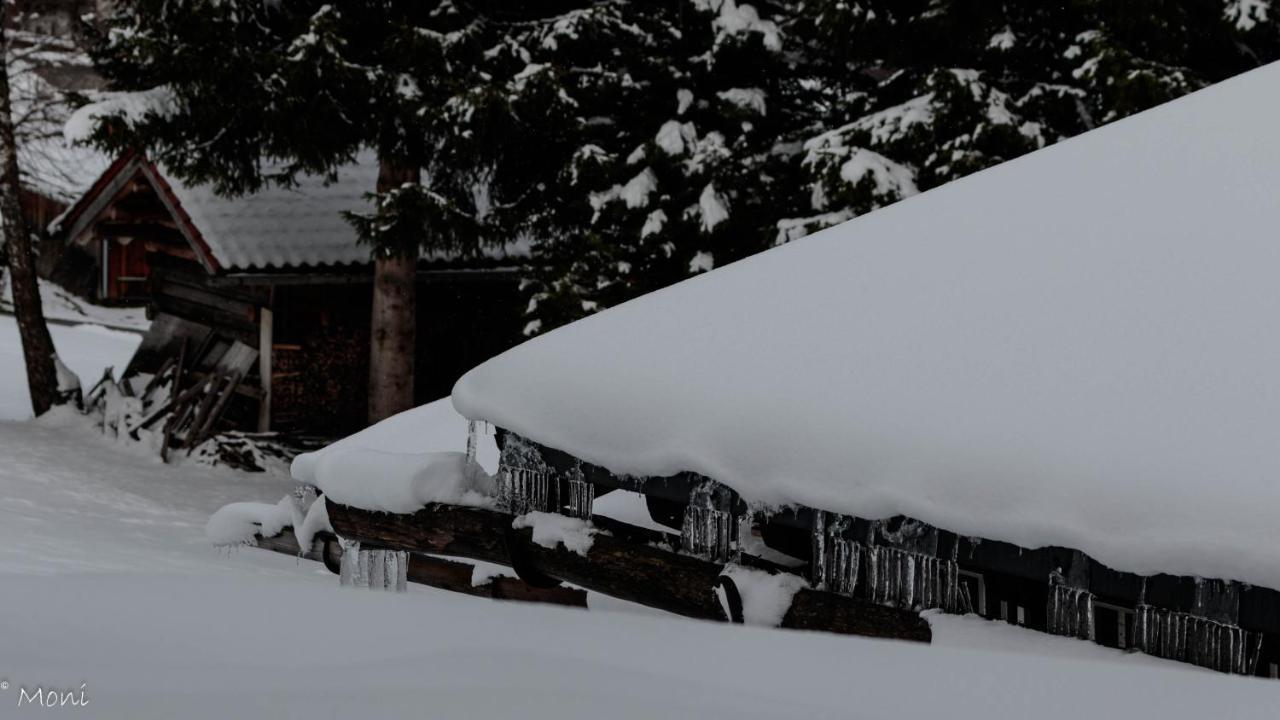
326,499,932,641
367,157,419,424
0,22,58,416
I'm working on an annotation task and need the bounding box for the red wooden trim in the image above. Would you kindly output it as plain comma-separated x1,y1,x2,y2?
54,149,142,242
135,160,223,274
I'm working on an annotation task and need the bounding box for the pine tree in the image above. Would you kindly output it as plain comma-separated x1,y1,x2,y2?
509,0,803,333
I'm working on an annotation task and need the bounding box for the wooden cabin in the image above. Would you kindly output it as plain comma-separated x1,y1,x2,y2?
51,151,526,436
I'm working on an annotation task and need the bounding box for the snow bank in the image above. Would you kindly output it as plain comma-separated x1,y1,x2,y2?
513,511,596,555
454,62,1280,591
719,565,806,627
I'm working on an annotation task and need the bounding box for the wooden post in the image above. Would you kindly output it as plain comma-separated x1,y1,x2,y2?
257,305,273,432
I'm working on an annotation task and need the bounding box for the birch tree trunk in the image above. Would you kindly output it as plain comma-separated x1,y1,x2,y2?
0,22,57,416
367,157,419,424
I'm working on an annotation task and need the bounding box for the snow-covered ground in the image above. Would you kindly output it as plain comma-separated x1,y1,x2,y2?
0,314,140,420
0,322,1275,717
1,272,151,333
0,415,1271,716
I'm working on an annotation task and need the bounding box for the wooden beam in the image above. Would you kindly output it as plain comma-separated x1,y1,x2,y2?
326,500,932,641
257,306,273,432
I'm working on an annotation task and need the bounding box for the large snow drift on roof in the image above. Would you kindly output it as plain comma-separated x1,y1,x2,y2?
455,62,1280,590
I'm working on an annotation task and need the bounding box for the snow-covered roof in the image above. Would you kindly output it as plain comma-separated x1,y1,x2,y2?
160,157,383,271
454,61,1280,591
58,152,528,273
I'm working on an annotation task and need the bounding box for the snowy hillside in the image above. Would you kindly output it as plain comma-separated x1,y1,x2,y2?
454,61,1280,592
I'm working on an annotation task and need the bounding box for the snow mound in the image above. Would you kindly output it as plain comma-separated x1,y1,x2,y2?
207,494,334,549
720,565,806,627
513,511,596,555
206,496,297,547
454,61,1280,591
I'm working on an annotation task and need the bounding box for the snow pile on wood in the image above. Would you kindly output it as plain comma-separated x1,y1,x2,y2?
206,496,297,547
513,511,596,556
454,62,1280,591
206,492,332,548
291,397,500,513
310,450,493,515
719,565,807,627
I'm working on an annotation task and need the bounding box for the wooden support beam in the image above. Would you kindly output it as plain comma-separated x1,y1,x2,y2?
326,500,932,641
257,306,272,432
252,530,587,608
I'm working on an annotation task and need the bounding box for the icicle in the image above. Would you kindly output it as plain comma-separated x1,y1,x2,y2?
498,466,554,515
681,482,735,562
1133,604,1250,674
812,510,828,590
465,420,478,463
338,540,408,592
811,512,861,596
1047,584,1095,640
861,545,958,612
567,478,594,520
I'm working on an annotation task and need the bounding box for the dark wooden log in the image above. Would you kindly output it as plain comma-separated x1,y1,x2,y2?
252,530,586,608
783,588,934,641
326,500,932,641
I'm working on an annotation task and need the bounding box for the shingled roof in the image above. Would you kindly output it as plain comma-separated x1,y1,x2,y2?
54,151,527,273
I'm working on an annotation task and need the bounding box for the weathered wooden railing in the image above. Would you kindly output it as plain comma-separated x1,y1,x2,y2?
324,498,932,642
251,528,587,608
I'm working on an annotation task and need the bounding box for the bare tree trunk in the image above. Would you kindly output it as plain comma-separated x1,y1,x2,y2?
367,157,419,424
0,22,57,416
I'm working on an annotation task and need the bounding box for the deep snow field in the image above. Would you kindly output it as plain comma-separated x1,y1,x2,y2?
0,318,1277,718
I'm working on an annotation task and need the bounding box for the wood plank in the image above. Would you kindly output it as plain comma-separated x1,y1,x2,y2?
153,277,258,320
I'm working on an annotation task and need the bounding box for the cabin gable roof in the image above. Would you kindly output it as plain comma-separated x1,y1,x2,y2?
53,152,529,275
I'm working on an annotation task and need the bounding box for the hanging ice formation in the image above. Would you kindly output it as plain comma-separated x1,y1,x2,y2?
681,481,737,563
811,511,960,612
497,434,555,515
339,539,408,592
812,511,860,596
1133,605,1254,674
566,463,594,520
1047,580,1096,641
866,545,960,612
465,420,478,463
